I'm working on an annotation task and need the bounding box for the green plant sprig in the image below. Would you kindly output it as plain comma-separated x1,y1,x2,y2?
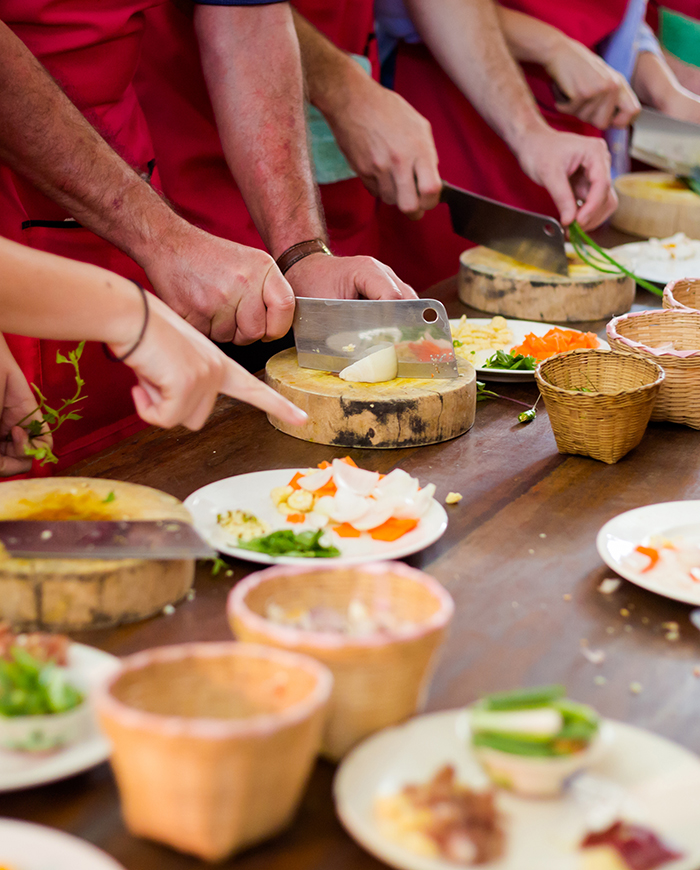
13,341,87,465
477,381,540,423
569,222,663,297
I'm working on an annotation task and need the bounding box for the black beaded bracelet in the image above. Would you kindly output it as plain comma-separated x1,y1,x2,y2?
103,281,150,363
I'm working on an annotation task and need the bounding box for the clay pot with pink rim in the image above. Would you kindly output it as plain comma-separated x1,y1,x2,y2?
95,641,332,862
227,561,454,761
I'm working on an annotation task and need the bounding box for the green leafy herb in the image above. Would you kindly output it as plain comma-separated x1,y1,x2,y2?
569,222,663,297
239,529,341,559
518,408,537,423
13,341,88,466
102,491,116,504
209,556,228,576
483,350,537,371
0,647,83,717
452,339,463,348
477,381,540,423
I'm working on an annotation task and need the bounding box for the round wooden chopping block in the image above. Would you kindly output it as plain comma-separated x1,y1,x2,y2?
0,478,195,631
612,172,700,239
458,246,635,323
265,349,476,448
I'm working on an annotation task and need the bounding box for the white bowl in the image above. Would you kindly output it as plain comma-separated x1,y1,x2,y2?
0,701,91,752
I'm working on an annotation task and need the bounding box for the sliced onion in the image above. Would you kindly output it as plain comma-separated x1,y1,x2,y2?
373,468,419,502
332,459,379,496
351,500,397,531
298,466,334,491
338,344,398,383
328,489,372,523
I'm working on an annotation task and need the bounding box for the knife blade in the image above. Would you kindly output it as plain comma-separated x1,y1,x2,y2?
293,297,459,378
440,181,569,276
0,520,217,560
631,107,700,178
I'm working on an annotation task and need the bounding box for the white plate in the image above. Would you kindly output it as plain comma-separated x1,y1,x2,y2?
450,319,608,383
334,709,700,870
0,818,125,870
184,468,447,566
0,643,119,792
607,240,700,285
597,500,700,606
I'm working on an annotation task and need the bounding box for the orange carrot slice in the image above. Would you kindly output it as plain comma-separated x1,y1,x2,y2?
314,480,338,498
287,513,306,524
334,522,362,537
635,545,660,571
369,518,419,541
288,471,304,490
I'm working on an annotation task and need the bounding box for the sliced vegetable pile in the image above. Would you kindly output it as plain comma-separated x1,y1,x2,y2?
470,684,599,757
511,328,600,362
483,350,537,371
238,529,340,559
0,647,83,718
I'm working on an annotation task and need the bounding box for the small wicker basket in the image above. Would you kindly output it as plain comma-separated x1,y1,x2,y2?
96,642,332,862
535,349,664,464
607,308,700,428
227,562,454,761
663,277,700,312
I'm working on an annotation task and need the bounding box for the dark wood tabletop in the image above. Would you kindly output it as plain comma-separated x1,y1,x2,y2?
3,256,699,870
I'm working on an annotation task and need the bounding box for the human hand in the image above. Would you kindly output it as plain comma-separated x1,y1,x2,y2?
284,253,417,301
545,37,640,130
516,128,617,230
325,71,442,219
659,88,700,125
107,294,307,431
142,223,296,345
0,337,51,476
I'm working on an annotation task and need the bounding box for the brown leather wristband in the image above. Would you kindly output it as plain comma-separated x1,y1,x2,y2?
276,238,332,276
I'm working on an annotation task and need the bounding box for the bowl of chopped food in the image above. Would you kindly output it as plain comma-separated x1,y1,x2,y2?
466,685,604,798
96,641,332,862
535,348,664,463
227,561,454,761
0,625,88,752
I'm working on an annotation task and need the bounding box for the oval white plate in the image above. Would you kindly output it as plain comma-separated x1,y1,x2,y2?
450,319,609,383
0,643,119,792
334,709,700,870
0,818,125,870
597,500,700,606
184,468,447,566
608,240,700,285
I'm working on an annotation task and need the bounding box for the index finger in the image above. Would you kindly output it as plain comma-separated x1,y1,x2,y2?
221,361,308,427
573,147,613,229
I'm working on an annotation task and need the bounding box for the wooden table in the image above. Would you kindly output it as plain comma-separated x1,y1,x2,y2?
3,270,700,870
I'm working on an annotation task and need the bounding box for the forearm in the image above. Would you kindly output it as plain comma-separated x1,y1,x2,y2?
632,49,699,113
0,236,143,346
404,0,549,149
0,21,185,268
496,7,568,67
195,4,325,256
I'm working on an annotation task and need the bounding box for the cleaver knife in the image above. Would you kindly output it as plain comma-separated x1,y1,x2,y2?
631,107,700,181
0,519,217,560
440,181,569,276
293,297,459,378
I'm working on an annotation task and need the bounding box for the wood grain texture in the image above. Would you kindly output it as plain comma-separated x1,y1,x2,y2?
612,171,700,239
4,272,697,870
458,246,635,322
265,349,476,448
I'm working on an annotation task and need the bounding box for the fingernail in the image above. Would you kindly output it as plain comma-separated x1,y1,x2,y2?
291,407,308,424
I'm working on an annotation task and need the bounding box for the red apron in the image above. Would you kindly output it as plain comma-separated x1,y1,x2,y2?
377,0,629,292
134,0,380,257
0,0,164,472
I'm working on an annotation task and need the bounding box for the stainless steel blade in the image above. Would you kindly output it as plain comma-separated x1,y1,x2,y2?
631,108,700,177
440,181,569,276
293,298,459,378
0,520,217,560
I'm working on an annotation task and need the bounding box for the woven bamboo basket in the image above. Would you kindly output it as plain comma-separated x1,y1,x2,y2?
96,642,332,862
607,308,700,428
663,278,700,312
535,349,664,464
227,562,454,761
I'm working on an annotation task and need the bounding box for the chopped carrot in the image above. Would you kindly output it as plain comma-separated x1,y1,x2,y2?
286,513,306,524
369,518,419,542
511,328,600,361
635,545,660,571
317,461,332,470
334,522,362,538
288,471,304,490
314,480,338,498
339,456,357,467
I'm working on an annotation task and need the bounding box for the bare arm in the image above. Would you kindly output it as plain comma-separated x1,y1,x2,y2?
402,0,617,228
293,10,441,218
633,50,700,123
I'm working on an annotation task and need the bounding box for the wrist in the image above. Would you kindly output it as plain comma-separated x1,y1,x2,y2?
276,239,332,276
102,277,149,355
314,54,369,124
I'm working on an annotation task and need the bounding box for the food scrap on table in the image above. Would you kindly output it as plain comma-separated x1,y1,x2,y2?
374,765,505,865
446,492,463,505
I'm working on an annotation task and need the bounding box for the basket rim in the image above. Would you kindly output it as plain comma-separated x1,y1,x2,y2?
663,278,700,312
607,307,700,358
95,641,333,739
227,560,455,650
535,348,665,397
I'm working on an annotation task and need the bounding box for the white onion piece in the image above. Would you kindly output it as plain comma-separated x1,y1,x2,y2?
306,512,329,528
351,500,397,531
338,344,398,383
373,468,419,502
393,483,436,519
332,459,380,496
298,466,333,491
328,489,372,523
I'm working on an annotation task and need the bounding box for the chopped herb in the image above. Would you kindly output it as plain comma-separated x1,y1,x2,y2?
239,529,340,559
209,556,228,576
102,491,116,504
518,408,537,423
0,647,83,717
477,381,540,423
452,339,463,348
483,350,537,371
